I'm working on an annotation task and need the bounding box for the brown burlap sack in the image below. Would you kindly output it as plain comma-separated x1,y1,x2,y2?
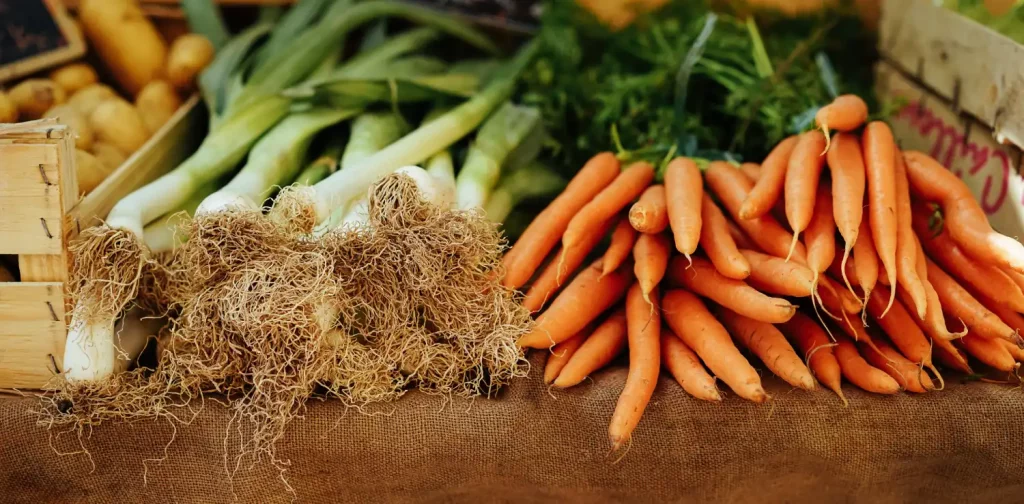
2,353,1023,503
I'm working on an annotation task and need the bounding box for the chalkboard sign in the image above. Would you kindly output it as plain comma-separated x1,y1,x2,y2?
0,0,85,83
411,0,542,33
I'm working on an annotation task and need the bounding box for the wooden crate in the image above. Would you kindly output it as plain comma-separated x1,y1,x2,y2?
879,0,1024,148
877,0,1024,239
0,95,205,389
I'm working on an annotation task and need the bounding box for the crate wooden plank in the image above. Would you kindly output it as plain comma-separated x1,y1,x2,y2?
18,122,76,282
0,283,66,389
879,0,1024,150
69,94,205,229
876,61,1024,239
0,143,66,255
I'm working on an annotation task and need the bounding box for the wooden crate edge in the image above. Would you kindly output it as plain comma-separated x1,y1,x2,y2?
879,0,1024,151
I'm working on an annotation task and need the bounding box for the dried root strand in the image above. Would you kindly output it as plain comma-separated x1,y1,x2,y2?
68,226,146,322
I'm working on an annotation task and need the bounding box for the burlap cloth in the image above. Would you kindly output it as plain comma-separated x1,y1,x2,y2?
2,353,1022,503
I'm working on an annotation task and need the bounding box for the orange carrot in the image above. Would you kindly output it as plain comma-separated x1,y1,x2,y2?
828,248,859,287
554,308,628,388
700,194,751,280
859,338,933,393
833,336,900,395
933,337,973,374
779,312,845,402
563,161,655,253
804,184,836,276
543,325,592,384
739,135,799,219
739,162,761,181
609,283,661,450
958,328,1018,373
661,326,721,402
892,151,929,319
705,161,807,261
852,218,879,298
906,236,964,342
976,291,1024,338
926,258,1019,344
1000,339,1024,362
726,220,756,250
662,289,767,402
815,94,869,152
827,132,867,283
663,157,703,258
518,259,633,349
633,232,671,303
817,274,863,315
865,285,941,385
904,150,1024,273
740,249,815,297
524,217,616,312
1002,268,1024,294
913,203,1024,312
784,131,828,260
717,306,816,390
602,217,639,276
504,152,620,289
863,121,899,316
628,184,669,234
667,256,797,323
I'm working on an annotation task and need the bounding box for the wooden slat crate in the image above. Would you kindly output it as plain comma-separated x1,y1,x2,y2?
0,95,205,389
877,0,1024,239
879,0,1024,149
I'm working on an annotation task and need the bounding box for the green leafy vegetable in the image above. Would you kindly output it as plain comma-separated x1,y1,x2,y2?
518,0,876,174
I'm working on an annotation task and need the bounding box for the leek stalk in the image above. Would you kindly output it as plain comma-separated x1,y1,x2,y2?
484,162,567,223
198,107,360,214
295,39,540,227
454,103,542,209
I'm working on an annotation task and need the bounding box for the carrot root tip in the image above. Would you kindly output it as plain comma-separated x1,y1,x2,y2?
819,121,831,156
785,232,799,263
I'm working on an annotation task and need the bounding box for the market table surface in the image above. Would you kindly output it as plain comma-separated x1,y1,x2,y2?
1,354,1022,503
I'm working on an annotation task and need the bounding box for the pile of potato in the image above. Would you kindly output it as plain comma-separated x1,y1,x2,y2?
0,0,214,196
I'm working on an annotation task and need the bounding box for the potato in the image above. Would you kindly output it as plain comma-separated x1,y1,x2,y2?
135,80,181,134
89,98,150,155
91,141,128,170
79,0,168,95
43,104,94,151
50,63,100,96
67,84,118,118
75,149,113,195
166,34,214,92
0,91,17,123
9,79,67,120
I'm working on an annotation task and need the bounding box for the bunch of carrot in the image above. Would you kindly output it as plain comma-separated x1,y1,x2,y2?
503,93,1024,450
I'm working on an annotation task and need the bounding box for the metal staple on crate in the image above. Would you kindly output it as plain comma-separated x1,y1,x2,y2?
45,301,58,322
37,163,53,186
39,218,52,239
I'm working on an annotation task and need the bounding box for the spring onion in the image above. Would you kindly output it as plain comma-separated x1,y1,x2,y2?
143,180,221,253
230,0,500,114
454,102,543,209
197,107,360,214
294,143,343,186
279,39,540,229
484,162,567,223
333,112,409,227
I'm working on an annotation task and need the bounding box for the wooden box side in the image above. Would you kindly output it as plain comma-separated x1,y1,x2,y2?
0,121,76,285
879,0,1024,150
876,60,1024,238
0,282,66,389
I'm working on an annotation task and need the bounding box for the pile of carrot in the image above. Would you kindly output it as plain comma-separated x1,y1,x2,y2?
503,94,1024,450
